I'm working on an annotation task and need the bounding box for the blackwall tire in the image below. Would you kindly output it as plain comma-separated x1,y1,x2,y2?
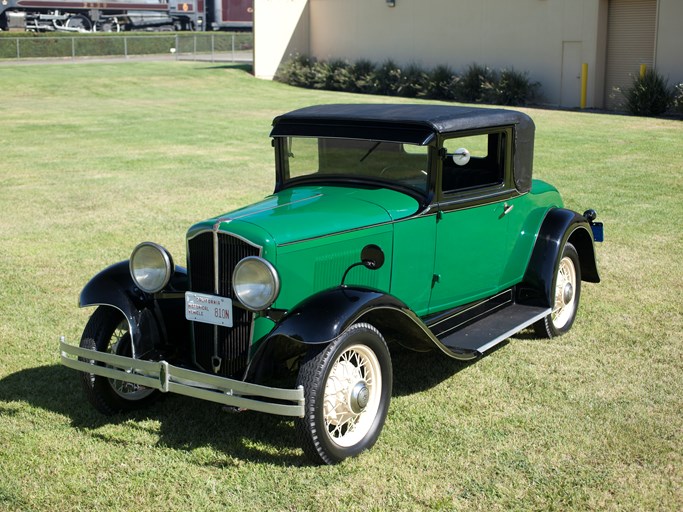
295,323,392,465
534,242,582,338
79,306,158,415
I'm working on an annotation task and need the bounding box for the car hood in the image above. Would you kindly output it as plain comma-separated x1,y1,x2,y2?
192,185,420,246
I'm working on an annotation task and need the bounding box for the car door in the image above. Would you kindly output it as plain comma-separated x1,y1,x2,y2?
428,129,515,314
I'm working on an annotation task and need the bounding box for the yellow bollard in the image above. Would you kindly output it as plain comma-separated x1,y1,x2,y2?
640,64,647,78
580,63,588,109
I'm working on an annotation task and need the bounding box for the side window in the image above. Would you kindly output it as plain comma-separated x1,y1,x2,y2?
441,131,507,194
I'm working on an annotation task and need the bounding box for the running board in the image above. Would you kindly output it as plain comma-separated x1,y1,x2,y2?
439,304,550,356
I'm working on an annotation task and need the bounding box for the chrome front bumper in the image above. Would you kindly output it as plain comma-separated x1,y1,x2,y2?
59,337,305,418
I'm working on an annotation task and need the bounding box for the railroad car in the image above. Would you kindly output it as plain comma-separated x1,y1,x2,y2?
0,0,252,32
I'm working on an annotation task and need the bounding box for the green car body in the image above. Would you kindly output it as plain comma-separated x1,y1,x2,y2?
62,104,602,464
191,179,560,335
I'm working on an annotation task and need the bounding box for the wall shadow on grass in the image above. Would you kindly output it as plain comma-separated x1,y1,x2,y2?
196,63,253,73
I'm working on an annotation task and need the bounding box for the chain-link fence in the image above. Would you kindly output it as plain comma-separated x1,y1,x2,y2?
0,33,253,62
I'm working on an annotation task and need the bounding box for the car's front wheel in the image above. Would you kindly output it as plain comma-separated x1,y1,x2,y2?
79,306,158,415
295,322,392,465
534,242,582,338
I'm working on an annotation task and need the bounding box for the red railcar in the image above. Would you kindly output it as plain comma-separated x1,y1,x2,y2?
0,0,253,32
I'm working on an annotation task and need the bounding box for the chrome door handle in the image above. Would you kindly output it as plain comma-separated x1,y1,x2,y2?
503,203,514,215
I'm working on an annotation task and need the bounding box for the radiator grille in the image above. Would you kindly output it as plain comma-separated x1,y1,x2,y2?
187,231,260,378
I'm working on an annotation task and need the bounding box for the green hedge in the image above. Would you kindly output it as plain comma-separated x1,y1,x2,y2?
275,55,540,106
0,32,253,59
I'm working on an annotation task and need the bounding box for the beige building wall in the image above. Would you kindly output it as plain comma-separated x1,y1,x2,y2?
308,0,606,107
254,0,310,80
254,0,682,109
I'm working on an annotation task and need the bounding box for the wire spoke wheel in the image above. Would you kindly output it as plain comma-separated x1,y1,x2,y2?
323,344,381,448
79,306,158,415
296,323,392,465
534,242,582,338
106,320,155,401
551,256,577,329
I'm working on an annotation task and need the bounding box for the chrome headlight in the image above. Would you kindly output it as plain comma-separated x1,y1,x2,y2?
232,256,280,311
129,242,174,294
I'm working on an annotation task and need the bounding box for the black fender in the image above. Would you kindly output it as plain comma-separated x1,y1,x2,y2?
521,208,600,308
246,286,471,382
79,261,189,356
265,286,414,345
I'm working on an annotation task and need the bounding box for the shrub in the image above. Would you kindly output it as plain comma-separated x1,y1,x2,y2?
323,59,354,91
309,60,331,90
456,63,497,103
425,65,458,101
350,59,378,94
397,63,429,98
275,54,315,88
623,70,673,116
672,83,683,114
373,59,403,96
275,54,541,107
491,68,540,106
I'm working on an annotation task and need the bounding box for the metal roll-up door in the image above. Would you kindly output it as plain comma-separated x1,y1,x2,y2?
604,0,657,110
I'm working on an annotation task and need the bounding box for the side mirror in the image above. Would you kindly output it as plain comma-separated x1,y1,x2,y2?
451,148,471,166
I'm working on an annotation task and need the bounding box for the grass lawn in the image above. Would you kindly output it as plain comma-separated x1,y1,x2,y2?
0,62,681,511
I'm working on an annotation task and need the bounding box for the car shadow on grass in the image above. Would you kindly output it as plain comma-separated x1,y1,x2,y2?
0,364,305,466
0,343,505,467
388,340,510,397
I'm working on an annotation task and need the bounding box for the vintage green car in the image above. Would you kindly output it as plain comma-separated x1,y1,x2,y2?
61,104,602,465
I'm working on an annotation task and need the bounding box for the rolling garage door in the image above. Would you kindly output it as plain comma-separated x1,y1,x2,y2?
604,0,657,110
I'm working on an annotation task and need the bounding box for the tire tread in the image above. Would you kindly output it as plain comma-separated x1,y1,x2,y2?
294,323,391,465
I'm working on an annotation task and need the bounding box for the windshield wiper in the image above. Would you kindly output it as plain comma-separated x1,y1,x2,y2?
359,141,382,163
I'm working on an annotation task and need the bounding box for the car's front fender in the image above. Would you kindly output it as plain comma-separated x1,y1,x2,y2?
265,286,411,345
246,286,476,382
80,261,188,356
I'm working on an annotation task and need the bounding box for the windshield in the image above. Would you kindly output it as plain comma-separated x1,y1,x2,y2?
281,137,430,194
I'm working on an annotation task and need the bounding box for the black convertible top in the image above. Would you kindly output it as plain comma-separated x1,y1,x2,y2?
271,104,535,193
272,104,532,141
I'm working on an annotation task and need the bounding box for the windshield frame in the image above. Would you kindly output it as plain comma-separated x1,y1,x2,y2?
273,136,436,205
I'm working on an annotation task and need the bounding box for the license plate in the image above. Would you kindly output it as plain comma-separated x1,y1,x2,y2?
591,222,604,242
185,292,233,328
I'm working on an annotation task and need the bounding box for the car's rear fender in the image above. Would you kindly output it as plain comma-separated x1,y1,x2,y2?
521,208,600,308
79,261,189,357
